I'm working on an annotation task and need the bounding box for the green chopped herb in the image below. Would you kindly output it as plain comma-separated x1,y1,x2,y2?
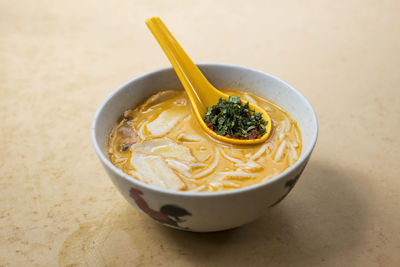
204,96,268,139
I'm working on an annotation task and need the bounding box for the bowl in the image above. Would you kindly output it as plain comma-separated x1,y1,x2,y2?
91,63,318,232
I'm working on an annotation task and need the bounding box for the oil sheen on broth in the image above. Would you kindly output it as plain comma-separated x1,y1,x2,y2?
108,89,302,192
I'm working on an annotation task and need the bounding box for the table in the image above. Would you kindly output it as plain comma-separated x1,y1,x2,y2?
1,0,399,266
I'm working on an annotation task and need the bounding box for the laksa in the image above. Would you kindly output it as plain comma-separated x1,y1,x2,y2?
108,89,302,192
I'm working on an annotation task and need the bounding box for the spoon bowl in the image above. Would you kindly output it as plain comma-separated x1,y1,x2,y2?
145,17,271,145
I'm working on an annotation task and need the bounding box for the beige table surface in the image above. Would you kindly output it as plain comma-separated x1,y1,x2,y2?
1,0,400,266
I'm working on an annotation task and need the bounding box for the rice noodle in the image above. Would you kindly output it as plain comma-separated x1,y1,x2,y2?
262,174,274,181
222,181,240,188
221,149,262,171
190,162,207,169
209,181,223,188
114,158,128,164
292,140,299,148
215,169,257,179
281,112,289,125
287,142,298,165
109,89,303,192
220,149,243,164
197,152,211,162
294,127,300,142
250,142,269,160
177,133,202,142
235,160,263,171
165,159,192,178
267,143,274,155
244,93,258,105
134,120,143,131
263,105,273,112
190,185,207,192
137,123,146,140
262,171,279,182
274,140,287,162
278,121,287,141
278,115,291,141
193,148,220,178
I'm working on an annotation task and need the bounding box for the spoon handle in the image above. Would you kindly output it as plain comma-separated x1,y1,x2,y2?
145,17,213,115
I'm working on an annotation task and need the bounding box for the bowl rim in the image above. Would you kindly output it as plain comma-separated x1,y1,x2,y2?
91,62,318,197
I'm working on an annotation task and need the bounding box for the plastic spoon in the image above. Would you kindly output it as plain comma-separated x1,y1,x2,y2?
145,17,271,145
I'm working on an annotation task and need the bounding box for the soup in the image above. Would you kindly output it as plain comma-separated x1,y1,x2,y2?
108,89,302,192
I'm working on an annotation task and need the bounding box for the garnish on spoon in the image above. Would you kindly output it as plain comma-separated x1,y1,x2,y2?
204,96,268,140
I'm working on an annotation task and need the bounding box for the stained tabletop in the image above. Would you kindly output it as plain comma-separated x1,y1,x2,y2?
1,0,399,266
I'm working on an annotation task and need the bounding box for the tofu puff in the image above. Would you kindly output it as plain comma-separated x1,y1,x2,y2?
108,89,302,192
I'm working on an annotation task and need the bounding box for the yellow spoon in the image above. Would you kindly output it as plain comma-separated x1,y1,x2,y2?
145,17,271,145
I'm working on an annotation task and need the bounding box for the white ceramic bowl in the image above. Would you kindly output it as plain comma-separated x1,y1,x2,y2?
91,63,318,232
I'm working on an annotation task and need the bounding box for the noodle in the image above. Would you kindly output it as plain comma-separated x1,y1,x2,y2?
274,140,287,162
193,149,220,179
220,149,243,164
108,89,302,192
250,142,269,160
